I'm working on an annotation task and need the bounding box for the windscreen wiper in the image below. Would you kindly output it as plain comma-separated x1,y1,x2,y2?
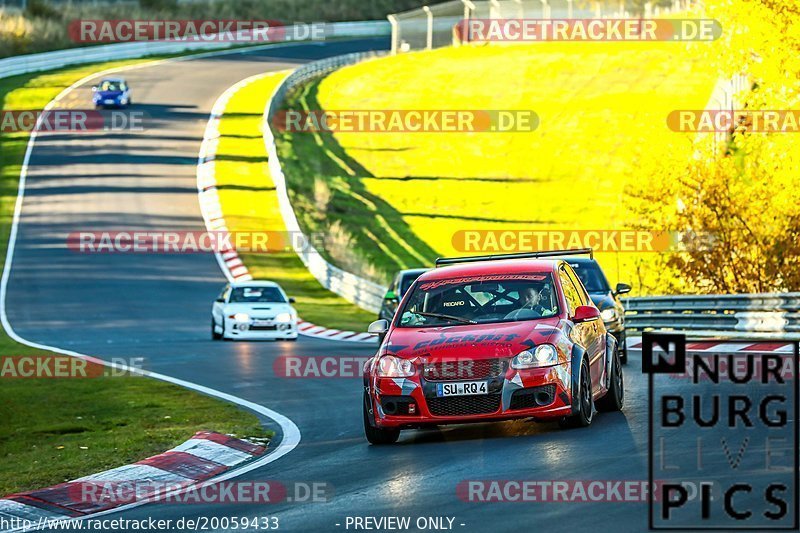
413,311,476,325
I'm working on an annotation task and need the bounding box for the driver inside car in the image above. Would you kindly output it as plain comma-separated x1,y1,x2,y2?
503,286,548,320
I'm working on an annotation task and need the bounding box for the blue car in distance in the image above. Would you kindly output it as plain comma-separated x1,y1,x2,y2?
92,78,132,109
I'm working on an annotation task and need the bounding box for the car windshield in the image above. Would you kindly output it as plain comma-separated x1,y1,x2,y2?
229,286,285,303
568,261,610,293
397,273,559,327
100,81,123,91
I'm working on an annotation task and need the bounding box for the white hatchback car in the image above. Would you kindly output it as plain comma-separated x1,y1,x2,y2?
211,281,298,341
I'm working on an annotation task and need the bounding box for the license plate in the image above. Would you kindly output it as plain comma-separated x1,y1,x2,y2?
436,381,488,397
253,320,274,326
104,100,115,104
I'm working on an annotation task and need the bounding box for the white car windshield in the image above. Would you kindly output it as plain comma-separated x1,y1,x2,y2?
229,287,285,303
100,81,124,91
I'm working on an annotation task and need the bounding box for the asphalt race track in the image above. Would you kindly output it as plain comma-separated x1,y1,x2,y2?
5,38,776,532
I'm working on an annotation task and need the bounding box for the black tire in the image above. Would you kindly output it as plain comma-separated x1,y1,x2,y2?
560,357,594,429
363,393,400,445
619,331,628,365
597,349,624,412
211,318,222,340
284,337,298,342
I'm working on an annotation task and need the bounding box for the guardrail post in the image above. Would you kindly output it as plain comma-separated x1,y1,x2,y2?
423,6,433,50
513,0,524,18
387,14,399,55
489,0,500,19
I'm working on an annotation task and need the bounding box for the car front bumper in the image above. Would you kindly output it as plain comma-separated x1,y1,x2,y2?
226,321,298,340
369,361,574,429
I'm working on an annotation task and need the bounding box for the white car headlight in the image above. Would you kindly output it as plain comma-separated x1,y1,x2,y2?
511,344,558,369
232,312,250,323
600,309,618,322
376,355,415,378
275,312,292,323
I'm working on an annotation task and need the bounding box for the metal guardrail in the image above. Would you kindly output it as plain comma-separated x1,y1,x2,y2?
623,293,800,339
263,51,390,314
0,21,390,80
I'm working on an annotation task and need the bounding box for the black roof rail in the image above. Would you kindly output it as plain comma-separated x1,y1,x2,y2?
435,248,593,267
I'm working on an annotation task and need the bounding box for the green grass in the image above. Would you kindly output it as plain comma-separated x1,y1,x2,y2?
276,40,722,291
0,58,272,496
0,375,270,495
213,72,377,331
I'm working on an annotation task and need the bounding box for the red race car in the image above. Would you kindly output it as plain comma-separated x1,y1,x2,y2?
363,249,624,444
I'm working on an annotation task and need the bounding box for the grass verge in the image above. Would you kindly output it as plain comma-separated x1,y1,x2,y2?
0,57,272,496
275,40,722,291
213,72,377,331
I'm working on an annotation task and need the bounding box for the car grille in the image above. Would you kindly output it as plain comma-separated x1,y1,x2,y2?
249,325,277,331
509,384,556,410
421,358,506,381
426,394,501,417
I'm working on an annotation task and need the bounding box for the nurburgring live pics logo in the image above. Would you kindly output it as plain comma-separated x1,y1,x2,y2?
643,332,799,530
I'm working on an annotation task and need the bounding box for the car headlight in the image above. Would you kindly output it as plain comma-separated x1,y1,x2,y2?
230,313,250,323
275,312,292,323
511,344,559,369
600,309,618,322
376,355,415,378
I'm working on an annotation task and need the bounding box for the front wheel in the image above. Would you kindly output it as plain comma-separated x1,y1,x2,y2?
597,349,624,412
363,393,399,445
619,331,628,365
211,318,222,340
560,357,593,429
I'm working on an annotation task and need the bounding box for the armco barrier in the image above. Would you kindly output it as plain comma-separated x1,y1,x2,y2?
0,21,390,80
263,51,390,313
623,293,800,339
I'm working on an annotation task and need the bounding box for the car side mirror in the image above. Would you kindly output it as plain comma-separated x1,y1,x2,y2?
91,85,98,91
573,305,600,323
368,319,389,334
288,297,296,303
614,283,632,296
384,290,398,302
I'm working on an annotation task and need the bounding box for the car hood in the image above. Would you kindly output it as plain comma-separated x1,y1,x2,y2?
384,317,563,360
95,90,123,98
588,292,615,310
222,302,294,316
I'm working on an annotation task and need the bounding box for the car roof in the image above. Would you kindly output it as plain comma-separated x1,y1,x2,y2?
417,259,561,281
229,280,280,288
400,268,429,277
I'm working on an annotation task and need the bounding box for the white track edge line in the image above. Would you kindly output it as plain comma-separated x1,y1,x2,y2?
0,46,304,533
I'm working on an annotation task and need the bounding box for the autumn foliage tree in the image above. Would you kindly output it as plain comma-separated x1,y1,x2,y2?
629,0,800,294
